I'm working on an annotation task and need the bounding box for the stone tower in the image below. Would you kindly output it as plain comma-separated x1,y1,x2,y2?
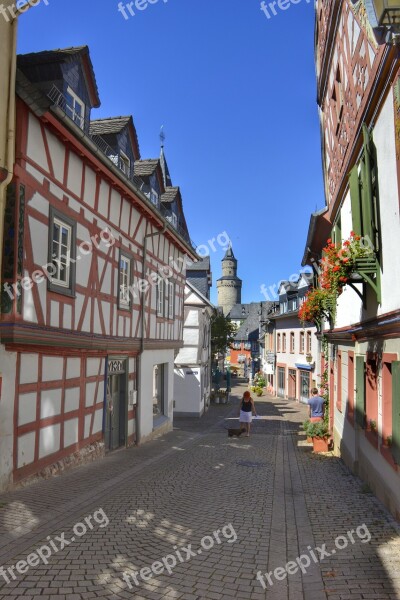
217,246,242,316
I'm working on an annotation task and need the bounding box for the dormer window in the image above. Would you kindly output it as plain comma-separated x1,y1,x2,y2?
150,189,159,207
119,151,131,177
65,87,85,129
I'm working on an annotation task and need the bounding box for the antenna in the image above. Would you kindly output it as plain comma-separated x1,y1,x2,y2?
160,125,166,149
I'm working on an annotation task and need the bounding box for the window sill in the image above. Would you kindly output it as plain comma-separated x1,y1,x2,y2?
47,283,75,299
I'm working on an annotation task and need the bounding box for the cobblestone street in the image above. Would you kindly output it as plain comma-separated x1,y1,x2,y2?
0,383,399,600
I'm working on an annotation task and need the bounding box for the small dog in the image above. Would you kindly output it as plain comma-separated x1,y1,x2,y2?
227,427,246,438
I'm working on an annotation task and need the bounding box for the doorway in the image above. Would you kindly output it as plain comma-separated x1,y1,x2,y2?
105,361,127,451
288,369,297,400
278,367,285,398
299,370,310,403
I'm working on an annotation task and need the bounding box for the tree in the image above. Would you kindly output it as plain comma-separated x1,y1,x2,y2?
211,313,236,357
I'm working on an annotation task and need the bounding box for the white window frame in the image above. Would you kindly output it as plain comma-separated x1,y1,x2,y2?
65,87,85,129
167,281,174,320
119,151,131,176
150,188,159,207
119,255,131,309
52,217,72,288
157,278,164,317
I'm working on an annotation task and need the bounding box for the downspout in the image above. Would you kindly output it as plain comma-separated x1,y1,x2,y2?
0,14,18,304
136,221,167,446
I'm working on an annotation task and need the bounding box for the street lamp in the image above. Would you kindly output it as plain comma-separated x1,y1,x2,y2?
372,0,400,26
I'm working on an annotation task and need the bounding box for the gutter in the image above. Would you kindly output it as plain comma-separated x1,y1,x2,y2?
135,222,167,446
0,15,18,305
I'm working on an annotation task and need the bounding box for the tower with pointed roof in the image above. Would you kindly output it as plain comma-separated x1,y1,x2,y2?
217,246,242,316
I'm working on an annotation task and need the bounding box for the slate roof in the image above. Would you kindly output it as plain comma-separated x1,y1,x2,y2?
161,187,179,204
17,46,100,107
89,116,131,136
230,302,276,341
134,159,159,177
186,257,210,272
223,245,236,260
160,147,173,187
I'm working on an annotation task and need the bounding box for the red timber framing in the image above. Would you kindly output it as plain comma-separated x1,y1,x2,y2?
336,350,342,413
1,89,196,483
365,352,379,448
316,0,398,220
381,353,398,470
347,351,355,425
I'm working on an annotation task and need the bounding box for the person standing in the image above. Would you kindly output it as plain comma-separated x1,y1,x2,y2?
239,391,257,437
307,388,325,422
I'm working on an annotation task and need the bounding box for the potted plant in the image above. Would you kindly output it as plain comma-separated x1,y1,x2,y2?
254,386,263,397
303,420,330,452
369,419,377,432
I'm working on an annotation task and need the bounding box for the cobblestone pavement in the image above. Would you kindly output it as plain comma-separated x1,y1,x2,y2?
0,383,400,600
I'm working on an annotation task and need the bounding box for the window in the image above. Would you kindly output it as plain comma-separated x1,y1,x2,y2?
65,87,85,129
350,124,380,253
290,332,295,353
119,254,131,309
119,151,131,177
282,333,286,353
277,334,281,353
300,331,305,354
306,331,312,354
153,364,165,417
157,278,165,317
167,281,174,319
48,208,76,297
150,189,159,207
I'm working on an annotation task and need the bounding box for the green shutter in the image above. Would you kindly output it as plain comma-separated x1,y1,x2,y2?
355,356,365,428
392,361,400,464
349,165,362,236
362,124,381,253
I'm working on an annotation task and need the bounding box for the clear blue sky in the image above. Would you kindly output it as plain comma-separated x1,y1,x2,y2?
17,0,324,305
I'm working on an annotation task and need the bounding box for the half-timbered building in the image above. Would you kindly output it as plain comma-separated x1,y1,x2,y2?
303,0,400,518
0,46,197,490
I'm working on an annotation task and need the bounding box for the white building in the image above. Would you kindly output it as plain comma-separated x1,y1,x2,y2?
174,281,214,417
303,0,400,518
272,276,319,402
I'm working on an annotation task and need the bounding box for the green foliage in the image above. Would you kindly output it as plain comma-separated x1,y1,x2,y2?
253,374,266,388
302,419,329,439
211,314,236,356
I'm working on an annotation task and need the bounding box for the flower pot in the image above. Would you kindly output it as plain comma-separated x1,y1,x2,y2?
312,437,330,453
307,436,313,443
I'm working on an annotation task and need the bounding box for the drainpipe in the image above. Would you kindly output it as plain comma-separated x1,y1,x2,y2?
136,221,167,446
0,12,18,303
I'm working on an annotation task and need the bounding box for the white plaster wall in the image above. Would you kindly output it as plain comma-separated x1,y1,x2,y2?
39,424,61,459
27,113,48,171
42,356,63,381
335,88,400,328
373,88,400,316
64,418,79,447
139,349,174,438
174,368,202,415
0,346,17,489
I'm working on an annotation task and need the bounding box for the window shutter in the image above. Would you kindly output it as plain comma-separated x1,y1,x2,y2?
392,361,400,464
349,165,362,236
362,124,379,253
355,356,365,428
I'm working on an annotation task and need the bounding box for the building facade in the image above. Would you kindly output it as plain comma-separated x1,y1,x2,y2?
0,46,196,490
270,277,319,401
303,0,400,518
174,280,214,417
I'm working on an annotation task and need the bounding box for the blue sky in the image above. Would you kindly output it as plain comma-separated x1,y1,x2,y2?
17,0,324,305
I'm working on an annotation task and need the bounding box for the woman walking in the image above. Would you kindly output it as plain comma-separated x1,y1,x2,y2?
239,391,257,437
